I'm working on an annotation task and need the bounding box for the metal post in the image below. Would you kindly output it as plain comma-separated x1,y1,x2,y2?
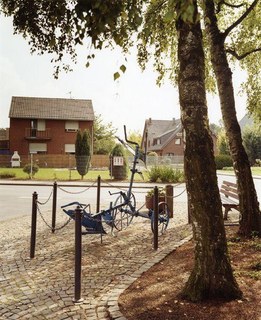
30,153,33,179
30,192,38,259
188,191,192,224
166,185,173,218
73,206,83,304
96,175,101,213
153,186,159,251
51,181,57,233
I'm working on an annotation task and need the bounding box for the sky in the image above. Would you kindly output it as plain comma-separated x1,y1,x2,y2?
0,15,248,136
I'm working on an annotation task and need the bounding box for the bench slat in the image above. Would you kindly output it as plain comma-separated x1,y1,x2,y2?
220,188,239,200
222,180,237,188
220,195,239,205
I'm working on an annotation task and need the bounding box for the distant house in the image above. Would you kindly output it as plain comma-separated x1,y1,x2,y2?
8,96,95,155
141,118,217,156
239,114,254,131
0,128,9,154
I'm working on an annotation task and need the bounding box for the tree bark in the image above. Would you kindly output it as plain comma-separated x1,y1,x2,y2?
204,0,261,237
176,1,242,301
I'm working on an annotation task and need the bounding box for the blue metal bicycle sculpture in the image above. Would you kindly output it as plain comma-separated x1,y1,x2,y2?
61,126,170,235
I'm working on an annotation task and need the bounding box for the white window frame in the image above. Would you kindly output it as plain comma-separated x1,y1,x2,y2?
65,121,79,132
29,143,47,153
65,144,75,154
37,120,46,131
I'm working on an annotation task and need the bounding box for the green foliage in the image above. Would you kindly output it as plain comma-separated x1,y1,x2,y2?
0,0,143,77
147,151,158,156
0,171,16,179
94,114,117,155
215,154,233,170
148,166,184,183
148,166,161,182
75,129,91,178
242,125,261,165
209,123,222,135
217,130,230,155
110,143,128,180
23,163,39,177
128,130,142,146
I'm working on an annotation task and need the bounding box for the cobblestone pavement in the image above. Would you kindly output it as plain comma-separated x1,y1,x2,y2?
0,203,192,320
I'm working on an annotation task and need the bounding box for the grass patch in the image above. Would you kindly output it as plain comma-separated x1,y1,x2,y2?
0,167,149,182
219,167,261,176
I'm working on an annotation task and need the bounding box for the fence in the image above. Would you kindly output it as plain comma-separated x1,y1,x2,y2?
0,154,184,169
0,154,110,169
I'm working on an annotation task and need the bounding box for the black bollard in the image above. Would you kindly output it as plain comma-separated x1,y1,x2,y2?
73,206,83,304
96,175,101,213
30,192,38,259
153,186,159,250
52,181,57,233
166,184,173,218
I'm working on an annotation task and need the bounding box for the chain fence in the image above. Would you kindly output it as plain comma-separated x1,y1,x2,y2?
33,178,187,235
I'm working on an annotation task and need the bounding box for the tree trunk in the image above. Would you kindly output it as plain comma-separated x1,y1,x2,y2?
204,0,261,237
176,1,242,301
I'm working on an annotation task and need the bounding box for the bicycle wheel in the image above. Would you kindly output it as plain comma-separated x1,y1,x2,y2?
112,193,136,231
151,202,170,234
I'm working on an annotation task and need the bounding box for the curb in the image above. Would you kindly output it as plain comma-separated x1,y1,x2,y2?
105,235,193,320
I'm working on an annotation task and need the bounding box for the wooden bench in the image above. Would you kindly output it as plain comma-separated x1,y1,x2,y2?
220,180,239,220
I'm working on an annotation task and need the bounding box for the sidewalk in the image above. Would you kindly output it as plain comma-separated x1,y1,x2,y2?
0,203,192,320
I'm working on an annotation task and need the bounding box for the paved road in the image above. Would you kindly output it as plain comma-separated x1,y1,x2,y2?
0,174,260,222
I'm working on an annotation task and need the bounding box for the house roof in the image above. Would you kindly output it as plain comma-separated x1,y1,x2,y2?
9,96,95,121
239,114,254,130
142,118,182,151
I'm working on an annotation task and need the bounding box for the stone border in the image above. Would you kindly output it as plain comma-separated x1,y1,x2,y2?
105,235,193,320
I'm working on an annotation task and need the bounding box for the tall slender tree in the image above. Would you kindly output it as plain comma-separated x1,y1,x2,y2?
203,0,261,237
75,129,91,179
175,0,241,301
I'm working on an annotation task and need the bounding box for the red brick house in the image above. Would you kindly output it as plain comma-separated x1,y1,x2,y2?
9,96,94,155
141,118,217,156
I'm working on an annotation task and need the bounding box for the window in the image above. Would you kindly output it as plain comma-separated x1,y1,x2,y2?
175,138,181,145
29,143,47,154
65,121,79,132
65,144,75,154
37,120,46,131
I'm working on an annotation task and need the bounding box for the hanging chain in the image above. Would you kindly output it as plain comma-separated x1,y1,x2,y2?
37,204,72,231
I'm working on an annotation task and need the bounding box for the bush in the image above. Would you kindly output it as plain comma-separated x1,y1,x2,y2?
148,166,161,182
0,171,16,179
148,166,184,183
110,143,128,180
215,154,233,169
23,163,39,178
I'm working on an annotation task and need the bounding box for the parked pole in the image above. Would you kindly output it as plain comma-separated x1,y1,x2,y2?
153,186,159,251
74,206,83,304
52,181,57,233
166,185,173,218
96,175,101,213
30,191,38,259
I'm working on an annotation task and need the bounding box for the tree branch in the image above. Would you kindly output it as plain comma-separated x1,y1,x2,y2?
223,0,259,39
216,1,246,14
226,47,261,60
